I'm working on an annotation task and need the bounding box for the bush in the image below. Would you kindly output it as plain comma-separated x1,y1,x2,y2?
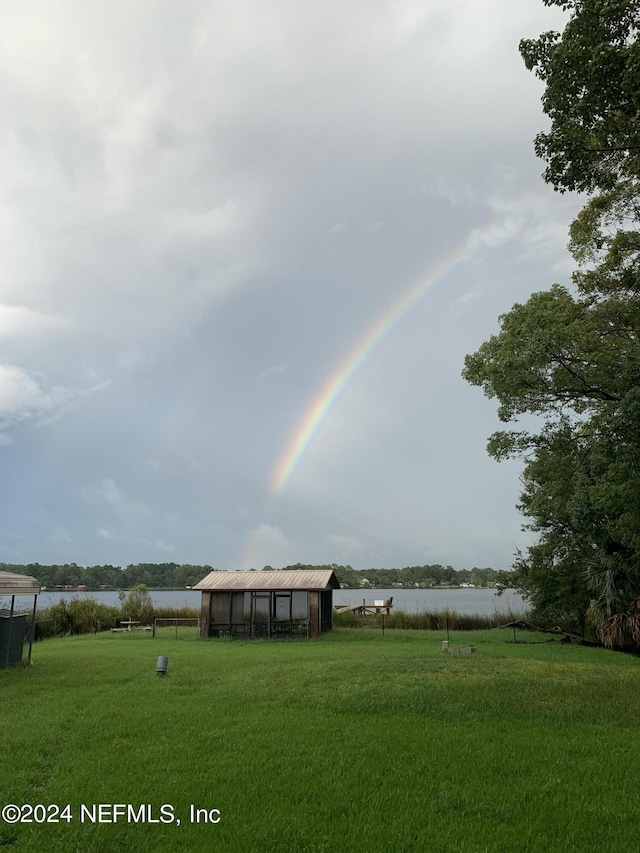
118,584,155,625
36,598,120,637
34,594,200,639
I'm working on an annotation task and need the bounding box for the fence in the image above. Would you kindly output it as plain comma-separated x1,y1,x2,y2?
152,617,200,639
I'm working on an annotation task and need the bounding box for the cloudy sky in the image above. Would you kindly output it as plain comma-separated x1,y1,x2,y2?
0,0,583,571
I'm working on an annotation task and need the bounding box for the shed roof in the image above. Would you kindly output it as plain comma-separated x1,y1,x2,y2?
0,572,41,596
194,569,339,592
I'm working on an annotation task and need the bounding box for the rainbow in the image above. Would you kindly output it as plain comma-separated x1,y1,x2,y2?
270,230,483,495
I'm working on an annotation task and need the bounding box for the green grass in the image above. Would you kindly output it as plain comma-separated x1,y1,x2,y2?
152,624,200,641
1,629,639,852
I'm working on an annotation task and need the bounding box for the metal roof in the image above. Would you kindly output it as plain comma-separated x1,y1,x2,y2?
0,572,41,596
194,569,340,592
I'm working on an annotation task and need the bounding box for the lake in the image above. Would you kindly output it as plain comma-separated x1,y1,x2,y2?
7,586,526,616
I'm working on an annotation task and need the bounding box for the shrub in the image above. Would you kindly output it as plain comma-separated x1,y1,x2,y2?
118,584,155,625
36,598,120,637
34,595,200,639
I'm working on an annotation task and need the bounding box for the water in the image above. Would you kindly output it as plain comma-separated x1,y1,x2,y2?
335,588,525,615
5,586,526,616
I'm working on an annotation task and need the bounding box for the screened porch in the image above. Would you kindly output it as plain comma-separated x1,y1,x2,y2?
195,570,338,639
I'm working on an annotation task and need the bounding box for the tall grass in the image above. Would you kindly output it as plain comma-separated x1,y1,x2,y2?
153,604,201,620
333,606,527,631
34,598,120,638
34,597,201,638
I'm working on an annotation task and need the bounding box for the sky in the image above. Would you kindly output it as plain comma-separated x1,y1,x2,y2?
0,0,584,572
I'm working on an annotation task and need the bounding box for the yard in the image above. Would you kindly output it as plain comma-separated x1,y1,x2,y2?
1,628,638,852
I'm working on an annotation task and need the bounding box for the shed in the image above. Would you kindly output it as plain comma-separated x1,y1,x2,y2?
194,570,340,639
0,571,40,668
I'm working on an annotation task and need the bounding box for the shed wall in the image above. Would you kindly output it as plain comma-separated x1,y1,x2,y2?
200,591,211,638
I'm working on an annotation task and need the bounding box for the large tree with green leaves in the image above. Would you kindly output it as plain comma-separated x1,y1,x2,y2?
464,0,640,647
519,0,640,194
463,291,640,643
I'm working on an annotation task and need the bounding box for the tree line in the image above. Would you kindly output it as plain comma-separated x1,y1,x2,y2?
2,561,500,590
1,562,212,590
267,563,500,588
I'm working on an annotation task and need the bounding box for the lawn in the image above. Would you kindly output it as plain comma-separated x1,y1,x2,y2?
1,628,639,852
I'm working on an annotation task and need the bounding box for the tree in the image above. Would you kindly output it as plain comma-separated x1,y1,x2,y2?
462,264,640,637
519,0,640,195
463,287,640,642
522,1,640,311
463,286,639,423
464,1,640,645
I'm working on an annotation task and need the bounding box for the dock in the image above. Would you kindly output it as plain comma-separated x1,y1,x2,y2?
334,597,393,616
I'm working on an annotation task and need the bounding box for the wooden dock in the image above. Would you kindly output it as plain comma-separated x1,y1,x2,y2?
334,597,393,616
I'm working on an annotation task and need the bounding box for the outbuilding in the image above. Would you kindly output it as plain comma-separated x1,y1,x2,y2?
0,571,40,668
194,569,340,639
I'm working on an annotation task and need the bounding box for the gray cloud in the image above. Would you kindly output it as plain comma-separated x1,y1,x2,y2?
0,0,577,570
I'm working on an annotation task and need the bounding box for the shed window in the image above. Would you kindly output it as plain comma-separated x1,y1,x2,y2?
292,591,308,620
254,595,269,621
275,594,290,620
241,590,308,621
